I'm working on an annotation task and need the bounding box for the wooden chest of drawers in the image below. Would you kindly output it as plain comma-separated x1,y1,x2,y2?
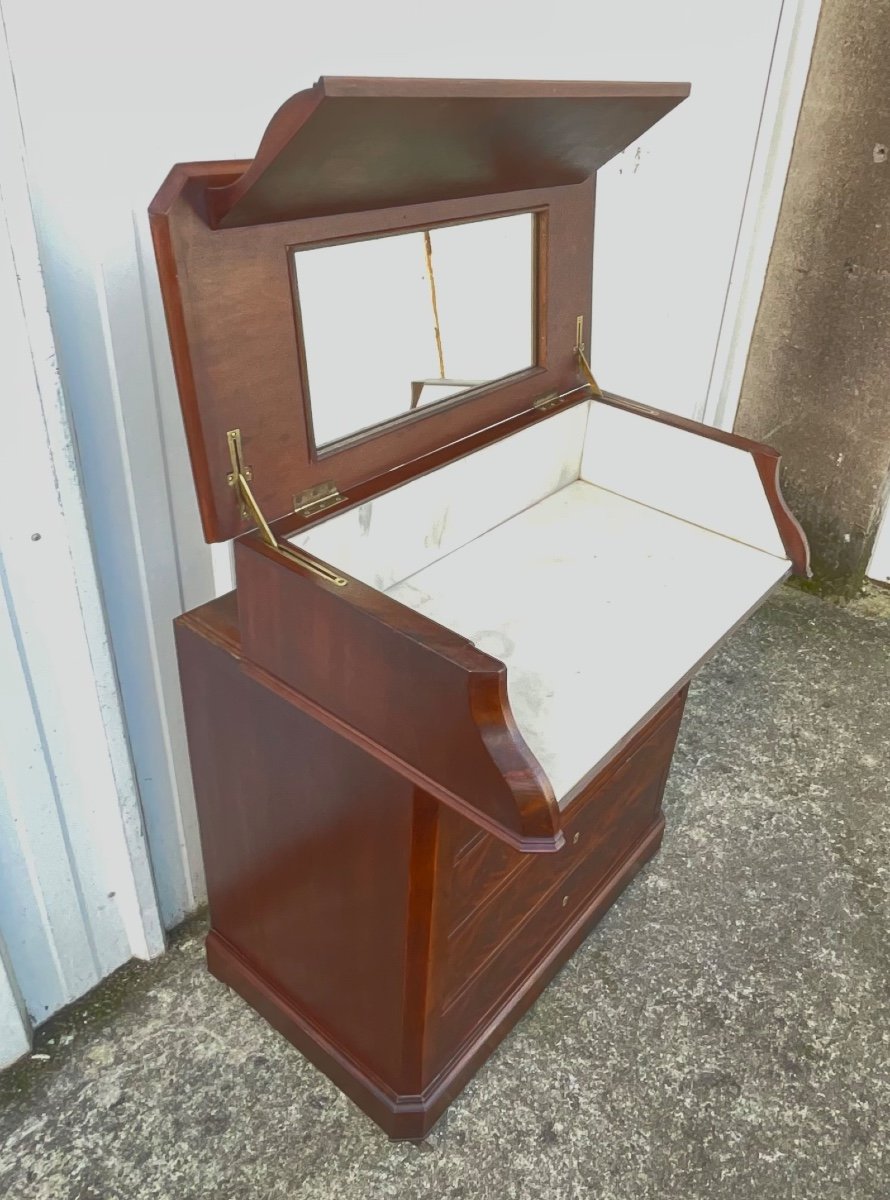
177,595,687,1136
151,76,808,1137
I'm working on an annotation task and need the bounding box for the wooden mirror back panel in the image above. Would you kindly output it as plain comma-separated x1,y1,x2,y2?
149,78,689,544
151,175,592,543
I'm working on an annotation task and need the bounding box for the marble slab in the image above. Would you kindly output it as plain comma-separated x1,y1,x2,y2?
290,402,588,590
582,401,787,558
387,481,790,805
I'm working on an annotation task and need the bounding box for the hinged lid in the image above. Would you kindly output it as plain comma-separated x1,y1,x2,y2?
204,76,689,228
150,76,688,543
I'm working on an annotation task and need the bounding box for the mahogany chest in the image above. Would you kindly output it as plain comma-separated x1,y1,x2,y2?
150,76,809,1138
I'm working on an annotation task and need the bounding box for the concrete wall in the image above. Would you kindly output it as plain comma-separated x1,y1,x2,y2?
736,0,890,597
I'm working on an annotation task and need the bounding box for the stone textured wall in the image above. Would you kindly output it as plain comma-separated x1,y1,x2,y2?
736,0,890,596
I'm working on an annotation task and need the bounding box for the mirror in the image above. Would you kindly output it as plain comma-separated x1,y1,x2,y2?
293,213,536,449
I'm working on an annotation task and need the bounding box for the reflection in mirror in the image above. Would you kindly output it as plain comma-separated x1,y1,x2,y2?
294,213,535,449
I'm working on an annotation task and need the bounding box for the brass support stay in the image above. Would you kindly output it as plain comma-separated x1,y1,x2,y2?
226,429,348,587
575,316,604,398
227,429,276,546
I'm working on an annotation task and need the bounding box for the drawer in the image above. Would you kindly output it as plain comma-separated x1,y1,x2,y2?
436,690,685,1022
443,690,685,938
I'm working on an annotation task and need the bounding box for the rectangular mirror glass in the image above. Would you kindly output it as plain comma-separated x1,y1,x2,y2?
293,213,536,449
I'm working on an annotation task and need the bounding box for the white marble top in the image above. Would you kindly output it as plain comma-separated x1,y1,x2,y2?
387,481,789,805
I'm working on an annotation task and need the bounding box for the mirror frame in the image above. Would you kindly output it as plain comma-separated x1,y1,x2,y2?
291,211,541,455
150,164,594,542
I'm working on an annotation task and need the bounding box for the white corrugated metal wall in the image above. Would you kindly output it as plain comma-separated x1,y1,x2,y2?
0,19,164,1068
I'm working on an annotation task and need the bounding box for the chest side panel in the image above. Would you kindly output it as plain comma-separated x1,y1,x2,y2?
175,614,417,1089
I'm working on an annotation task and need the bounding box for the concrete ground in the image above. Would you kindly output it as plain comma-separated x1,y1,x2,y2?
1,587,888,1200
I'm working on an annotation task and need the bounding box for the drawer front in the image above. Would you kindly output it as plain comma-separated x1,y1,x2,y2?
431,690,685,1059
447,825,526,933
442,690,685,941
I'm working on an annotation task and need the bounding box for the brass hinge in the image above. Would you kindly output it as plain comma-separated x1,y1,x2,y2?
293,481,343,520
575,316,604,398
226,429,347,587
533,391,562,412
532,318,604,415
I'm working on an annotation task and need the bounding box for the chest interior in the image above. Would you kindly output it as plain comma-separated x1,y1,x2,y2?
290,395,791,805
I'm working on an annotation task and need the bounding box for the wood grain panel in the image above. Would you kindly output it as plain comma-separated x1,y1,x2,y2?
206,76,688,228
234,536,563,851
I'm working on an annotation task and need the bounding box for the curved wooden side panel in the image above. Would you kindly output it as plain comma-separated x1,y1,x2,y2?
594,390,811,576
468,670,558,827
205,82,325,228
752,452,811,577
234,537,563,852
